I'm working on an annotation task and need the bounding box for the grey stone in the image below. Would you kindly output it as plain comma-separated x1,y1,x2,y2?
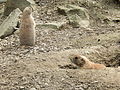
19,86,25,90
0,7,4,15
58,5,90,28
0,0,7,3
4,0,35,16
0,8,22,38
37,22,66,30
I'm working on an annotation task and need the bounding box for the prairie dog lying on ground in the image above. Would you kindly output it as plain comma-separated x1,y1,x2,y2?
70,54,106,69
19,7,36,46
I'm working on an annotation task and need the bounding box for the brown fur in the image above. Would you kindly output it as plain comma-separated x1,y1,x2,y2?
19,7,35,46
70,54,106,69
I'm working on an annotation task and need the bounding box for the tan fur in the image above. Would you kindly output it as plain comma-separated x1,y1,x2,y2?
19,7,36,46
70,54,106,69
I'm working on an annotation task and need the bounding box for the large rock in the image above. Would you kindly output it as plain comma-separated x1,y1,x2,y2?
0,0,7,3
0,8,22,38
58,5,90,28
4,0,35,16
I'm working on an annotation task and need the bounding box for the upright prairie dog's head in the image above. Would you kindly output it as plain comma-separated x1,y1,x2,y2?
23,6,33,16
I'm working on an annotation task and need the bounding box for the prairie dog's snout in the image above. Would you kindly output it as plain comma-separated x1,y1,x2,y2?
70,54,86,67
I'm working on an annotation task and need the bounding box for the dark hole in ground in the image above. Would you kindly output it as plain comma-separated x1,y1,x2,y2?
117,41,120,45
58,64,78,69
113,20,120,23
114,0,120,5
104,0,120,5
105,53,120,67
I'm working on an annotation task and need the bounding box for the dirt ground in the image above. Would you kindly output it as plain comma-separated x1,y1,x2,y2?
0,0,120,90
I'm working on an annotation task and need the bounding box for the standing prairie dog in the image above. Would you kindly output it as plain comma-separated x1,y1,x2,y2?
70,54,106,69
19,7,36,46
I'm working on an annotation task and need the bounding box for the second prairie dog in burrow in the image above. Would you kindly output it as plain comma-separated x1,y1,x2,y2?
19,6,36,46
70,54,106,69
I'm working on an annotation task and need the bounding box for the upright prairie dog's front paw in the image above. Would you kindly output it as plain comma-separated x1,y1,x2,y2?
69,54,106,69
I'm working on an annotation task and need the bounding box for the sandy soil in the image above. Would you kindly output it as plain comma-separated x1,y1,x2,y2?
0,0,120,90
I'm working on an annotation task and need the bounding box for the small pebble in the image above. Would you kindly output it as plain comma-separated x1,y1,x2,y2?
30,88,36,90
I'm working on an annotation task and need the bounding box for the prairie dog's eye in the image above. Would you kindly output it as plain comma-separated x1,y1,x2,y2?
74,56,78,59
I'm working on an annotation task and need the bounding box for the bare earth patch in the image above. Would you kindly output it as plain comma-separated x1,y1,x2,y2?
0,0,120,90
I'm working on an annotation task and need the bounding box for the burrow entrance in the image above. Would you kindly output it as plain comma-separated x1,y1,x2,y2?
105,53,120,67
58,53,120,69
